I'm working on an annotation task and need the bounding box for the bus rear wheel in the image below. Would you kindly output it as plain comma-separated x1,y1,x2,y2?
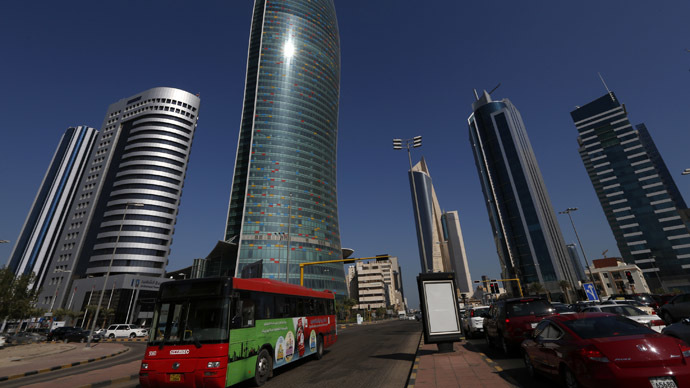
253,348,272,387
315,335,324,360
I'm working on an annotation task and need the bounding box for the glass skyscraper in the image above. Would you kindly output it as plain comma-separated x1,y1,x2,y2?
225,0,346,295
468,90,579,296
571,92,690,292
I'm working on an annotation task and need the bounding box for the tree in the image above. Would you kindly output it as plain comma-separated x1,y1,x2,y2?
527,282,545,296
335,298,357,322
558,280,572,304
0,267,41,327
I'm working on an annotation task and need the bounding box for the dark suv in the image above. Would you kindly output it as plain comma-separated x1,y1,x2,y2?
47,326,77,341
483,297,555,355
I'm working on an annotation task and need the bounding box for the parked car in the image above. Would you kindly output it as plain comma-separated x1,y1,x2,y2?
483,297,555,355
460,306,489,338
47,326,77,341
551,303,576,315
7,331,46,345
522,313,690,387
659,293,690,324
662,318,690,345
63,329,102,343
607,293,658,308
105,324,148,339
599,299,655,315
0,334,6,348
569,300,599,312
581,304,666,332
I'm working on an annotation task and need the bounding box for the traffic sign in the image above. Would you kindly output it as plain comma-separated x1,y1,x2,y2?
583,283,599,302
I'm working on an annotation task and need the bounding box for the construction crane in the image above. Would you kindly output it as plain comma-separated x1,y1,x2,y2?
602,249,609,258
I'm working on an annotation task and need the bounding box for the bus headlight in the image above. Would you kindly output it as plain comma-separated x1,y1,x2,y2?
207,361,220,368
141,363,149,369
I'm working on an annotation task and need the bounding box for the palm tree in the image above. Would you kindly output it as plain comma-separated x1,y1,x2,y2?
528,282,545,296
558,280,572,304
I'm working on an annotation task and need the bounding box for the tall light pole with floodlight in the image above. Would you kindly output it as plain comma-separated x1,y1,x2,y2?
393,136,429,273
559,207,595,283
86,201,144,347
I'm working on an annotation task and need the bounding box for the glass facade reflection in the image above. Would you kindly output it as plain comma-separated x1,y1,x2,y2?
225,0,346,295
468,91,578,296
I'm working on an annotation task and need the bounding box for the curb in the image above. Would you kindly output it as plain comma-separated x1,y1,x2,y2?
75,373,139,388
0,347,130,382
405,333,423,388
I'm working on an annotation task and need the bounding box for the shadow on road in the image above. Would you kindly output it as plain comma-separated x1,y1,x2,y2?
370,352,415,361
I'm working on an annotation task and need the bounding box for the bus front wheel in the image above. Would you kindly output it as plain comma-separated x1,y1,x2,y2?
315,335,324,360
253,348,272,387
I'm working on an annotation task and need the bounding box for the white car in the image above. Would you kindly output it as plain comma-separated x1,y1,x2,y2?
104,324,148,339
600,299,656,315
460,306,490,338
582,305,666,332
0,334,5,348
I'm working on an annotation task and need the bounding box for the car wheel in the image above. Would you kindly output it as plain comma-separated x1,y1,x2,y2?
662,311,675,324
129,333,136,338
109,334,115,339
523,351,537,379
561,365,580,388
315,335,324,360
252,348,272,387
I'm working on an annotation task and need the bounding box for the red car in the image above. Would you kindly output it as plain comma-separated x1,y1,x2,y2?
521,313,690,388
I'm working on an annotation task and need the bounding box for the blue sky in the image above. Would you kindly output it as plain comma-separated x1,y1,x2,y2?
1,1,689,308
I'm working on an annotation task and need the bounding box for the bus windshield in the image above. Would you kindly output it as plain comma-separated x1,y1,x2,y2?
150,297,230,346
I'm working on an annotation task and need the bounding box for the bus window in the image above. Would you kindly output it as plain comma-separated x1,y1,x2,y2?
169,304,185,341
255,293,275,320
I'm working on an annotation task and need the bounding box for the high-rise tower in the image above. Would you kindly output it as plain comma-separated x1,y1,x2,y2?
468,90,579,296
571,92,690,292
224,0,346,295
8,126,98,291
33,87,200,316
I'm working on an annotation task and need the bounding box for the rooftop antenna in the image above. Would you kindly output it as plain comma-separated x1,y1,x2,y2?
598,72,614,101
488,82,501,95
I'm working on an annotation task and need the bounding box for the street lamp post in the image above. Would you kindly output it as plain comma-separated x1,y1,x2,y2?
393,136,429,272
86,201,144,348
559,207,595,283
49,269,72,312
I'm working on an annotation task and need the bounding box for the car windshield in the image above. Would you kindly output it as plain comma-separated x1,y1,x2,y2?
600,306,646,316
473,308,489,316
150,297,230,346
507,300,553,317
553,304,574,313
563,315,654,338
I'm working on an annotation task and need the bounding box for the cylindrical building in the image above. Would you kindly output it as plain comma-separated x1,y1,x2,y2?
225,0,346,295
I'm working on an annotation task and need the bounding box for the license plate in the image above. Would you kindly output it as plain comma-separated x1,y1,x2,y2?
531,323,539,329
650,377,678,388
169,374,181,382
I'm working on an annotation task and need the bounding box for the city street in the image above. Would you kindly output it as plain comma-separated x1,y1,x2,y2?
108,319,421,388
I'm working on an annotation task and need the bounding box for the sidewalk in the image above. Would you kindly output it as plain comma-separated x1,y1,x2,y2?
408,339,516,388
0,342,128,381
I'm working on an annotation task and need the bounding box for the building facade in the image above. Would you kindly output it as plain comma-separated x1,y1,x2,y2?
8,126,98,294
441,211,473,295
409,158,450,273
566,243,588,282
589,257,651,297
224,0,346,295
570,92,690,292
468,90,579,296
34,87,200,313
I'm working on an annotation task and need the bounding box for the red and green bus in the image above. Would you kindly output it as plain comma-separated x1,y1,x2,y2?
139,277,337,387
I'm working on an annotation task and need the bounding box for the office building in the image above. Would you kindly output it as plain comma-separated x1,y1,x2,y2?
32,87,200,321
409,159,473,291
566,243,588,282
468,90,579,296
223,0,346,295
8,126,98,292
441,211,473,295
571,92,690,292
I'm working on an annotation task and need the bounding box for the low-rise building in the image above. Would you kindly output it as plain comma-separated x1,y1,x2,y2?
590,257,650,297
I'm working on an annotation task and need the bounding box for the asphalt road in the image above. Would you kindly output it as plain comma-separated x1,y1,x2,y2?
112,319,421,388
2,341,147,388
464,337,554,388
